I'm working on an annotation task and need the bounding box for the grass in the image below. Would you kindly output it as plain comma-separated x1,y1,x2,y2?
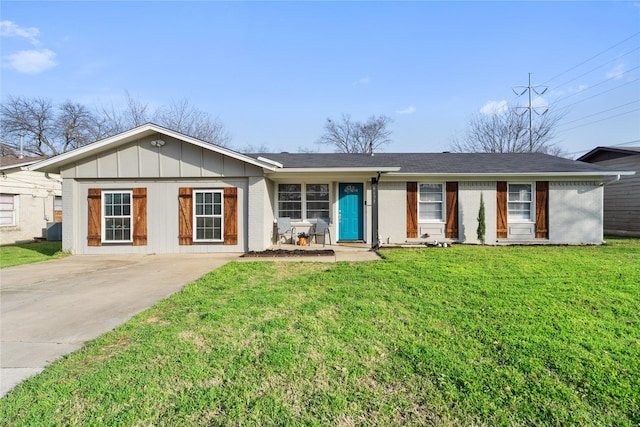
1,238,638,425
0,241,68,268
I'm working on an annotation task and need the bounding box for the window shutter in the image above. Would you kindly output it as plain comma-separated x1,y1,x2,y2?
87,188,102,246
224,187,238,245
496,181,508,238
132,188,147,246
536,181,549,239
445,182,459,239
178,187,193,245
406,182,418,238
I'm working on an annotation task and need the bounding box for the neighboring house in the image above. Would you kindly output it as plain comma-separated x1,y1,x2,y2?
26,123,634,254
578,146,640,237
0,156,62,245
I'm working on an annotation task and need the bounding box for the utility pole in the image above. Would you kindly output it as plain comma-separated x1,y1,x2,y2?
513,73,548,152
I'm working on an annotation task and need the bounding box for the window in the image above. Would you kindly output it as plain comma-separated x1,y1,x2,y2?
0,194,16,227
103,191,132,242
54,196,62,222
508,183,533,221
278,184,302,220
305,184,330,219
194,190,223,242
278,184,330,221
418,183,444,221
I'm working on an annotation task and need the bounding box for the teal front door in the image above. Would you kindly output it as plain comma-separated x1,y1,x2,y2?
339,183,363,241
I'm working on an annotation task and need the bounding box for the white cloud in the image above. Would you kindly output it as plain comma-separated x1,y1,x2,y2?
0,20,40,45
5,49,57,74
480,100,508,115
1,20,58,74
353,77,369,86
606,64,625,80
396,106,415,115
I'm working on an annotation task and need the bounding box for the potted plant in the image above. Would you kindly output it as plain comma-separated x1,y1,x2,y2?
297,232,309,246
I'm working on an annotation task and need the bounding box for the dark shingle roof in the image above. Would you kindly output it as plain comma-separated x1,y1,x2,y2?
578,146,640,162
250,152,619,175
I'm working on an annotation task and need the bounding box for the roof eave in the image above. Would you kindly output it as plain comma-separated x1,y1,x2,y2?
387,171,636,177
25,123,277,172
269,167,401,173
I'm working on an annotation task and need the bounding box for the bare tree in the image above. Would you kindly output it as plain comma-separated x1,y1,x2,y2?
153,98,230,147
56,101,96,152
451,108,564,155
1,93,232,156
95,91,150,137
317,114,393,153
1,96,60,155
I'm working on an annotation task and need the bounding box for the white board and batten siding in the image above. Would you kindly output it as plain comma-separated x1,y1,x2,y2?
59,135,269,254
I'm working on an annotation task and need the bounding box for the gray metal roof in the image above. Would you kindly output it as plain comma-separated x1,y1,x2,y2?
250,152,621,175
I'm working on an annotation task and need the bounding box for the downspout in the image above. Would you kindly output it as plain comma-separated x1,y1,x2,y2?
371,171,381,249
602,174,620,186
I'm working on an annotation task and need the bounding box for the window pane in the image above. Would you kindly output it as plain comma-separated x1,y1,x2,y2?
105,217,131,241
278,184,302,219
508,202,531,220
508,184,532,202
419,184,443,202
419,203,443,220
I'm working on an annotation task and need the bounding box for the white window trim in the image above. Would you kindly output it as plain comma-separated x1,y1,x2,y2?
276,183,331,223
193,189,224,243
507,182,535,223
418,182,446,223
0,194,17,227
102,190,133,243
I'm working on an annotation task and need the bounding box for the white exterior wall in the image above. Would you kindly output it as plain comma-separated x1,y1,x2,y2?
377,181,406,244
549,181,603,244
378,178,605,246
68,179,248,255
0,169,62,245
248,177,274,252
459,181,496,244
62,178,77,253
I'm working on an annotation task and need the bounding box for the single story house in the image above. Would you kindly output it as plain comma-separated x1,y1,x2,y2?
578,146,640,237
26,123,635,254
1,156,62,245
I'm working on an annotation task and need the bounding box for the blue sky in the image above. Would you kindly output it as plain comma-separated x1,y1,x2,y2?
1,1,639,157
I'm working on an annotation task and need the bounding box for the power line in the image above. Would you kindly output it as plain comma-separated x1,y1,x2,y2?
552,78,639,110
552,46,640,90
542,31,640,85
556,108,640,133
553,65,640,105
557,100,639,127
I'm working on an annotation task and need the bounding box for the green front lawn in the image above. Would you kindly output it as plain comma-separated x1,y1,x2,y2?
1,239,638,425
0,241,67,268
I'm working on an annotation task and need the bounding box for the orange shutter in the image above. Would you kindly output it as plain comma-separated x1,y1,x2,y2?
445,182,459,239
178,187,193,245
224,187,238,245
535,181,549,239
496,181,508,239
132,188,147,246
406,182,418,238
87,188,102,246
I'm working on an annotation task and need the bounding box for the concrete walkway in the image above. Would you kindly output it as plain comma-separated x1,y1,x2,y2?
0,253,239,397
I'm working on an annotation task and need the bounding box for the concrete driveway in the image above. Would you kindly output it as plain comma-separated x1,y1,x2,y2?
0,253,239,397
